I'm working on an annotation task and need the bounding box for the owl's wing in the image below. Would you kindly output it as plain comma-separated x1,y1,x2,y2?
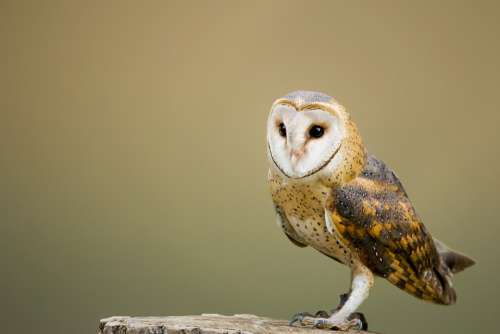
326,154,456,304
274,205,307,248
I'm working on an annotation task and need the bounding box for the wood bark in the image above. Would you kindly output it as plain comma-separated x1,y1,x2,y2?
98,314,375,334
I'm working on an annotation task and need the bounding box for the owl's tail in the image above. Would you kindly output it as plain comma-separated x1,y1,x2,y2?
433,238,475,305
434,238,476,274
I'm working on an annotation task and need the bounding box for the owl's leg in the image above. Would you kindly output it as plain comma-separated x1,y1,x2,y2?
290,263,373,331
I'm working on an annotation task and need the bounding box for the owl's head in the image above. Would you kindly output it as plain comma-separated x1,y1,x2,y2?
267,90,365,184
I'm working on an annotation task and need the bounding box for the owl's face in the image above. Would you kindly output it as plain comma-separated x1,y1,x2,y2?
267,98,346,179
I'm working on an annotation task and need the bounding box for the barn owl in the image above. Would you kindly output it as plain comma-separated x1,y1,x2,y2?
266,91,475,330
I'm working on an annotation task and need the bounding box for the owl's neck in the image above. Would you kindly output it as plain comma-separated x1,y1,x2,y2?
319,118,367,189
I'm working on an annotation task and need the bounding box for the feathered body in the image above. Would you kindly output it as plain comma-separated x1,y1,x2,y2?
271,154,461,304
266,91,474,330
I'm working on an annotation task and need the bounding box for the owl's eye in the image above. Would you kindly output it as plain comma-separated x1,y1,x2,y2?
278,123,287,137
309,125,325,138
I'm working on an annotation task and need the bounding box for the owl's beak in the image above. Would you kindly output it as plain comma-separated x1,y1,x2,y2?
290,147,305,164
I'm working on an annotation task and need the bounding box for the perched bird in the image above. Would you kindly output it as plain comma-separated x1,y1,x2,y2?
266,90,475,331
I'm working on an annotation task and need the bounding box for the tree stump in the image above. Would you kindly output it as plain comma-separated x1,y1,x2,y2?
98,314,376,334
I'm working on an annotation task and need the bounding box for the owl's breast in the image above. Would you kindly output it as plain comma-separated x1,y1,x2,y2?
270,178,354,265
287,213,353,265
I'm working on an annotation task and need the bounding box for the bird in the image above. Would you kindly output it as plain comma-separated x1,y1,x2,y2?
266,90,475,331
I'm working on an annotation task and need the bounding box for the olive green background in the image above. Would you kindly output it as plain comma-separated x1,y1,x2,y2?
2,1,499,333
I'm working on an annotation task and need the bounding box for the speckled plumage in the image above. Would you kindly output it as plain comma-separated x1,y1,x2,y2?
266,90,475,330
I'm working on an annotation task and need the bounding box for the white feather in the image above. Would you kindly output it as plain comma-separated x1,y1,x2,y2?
324,208,334,235
275,213,283,228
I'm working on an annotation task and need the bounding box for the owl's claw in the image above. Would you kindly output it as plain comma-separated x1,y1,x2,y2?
313,317,364,331
289,310,330,326
289,313,317,327
348,312,368,331
314,310,330,318
289,312,314,326
290,314,364,331
289,294,368,331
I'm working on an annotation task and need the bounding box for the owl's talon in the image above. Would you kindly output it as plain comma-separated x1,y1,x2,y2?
289,312,313,326
348,312,368,331
290,310,368,331
315,317,364,331
314,310,330,318
312,318,330,329
289,310,331,327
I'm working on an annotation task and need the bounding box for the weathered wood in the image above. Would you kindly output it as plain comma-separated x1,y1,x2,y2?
98,314,375,334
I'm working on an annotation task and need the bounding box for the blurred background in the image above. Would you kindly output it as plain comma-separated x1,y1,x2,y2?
2,1,499,333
